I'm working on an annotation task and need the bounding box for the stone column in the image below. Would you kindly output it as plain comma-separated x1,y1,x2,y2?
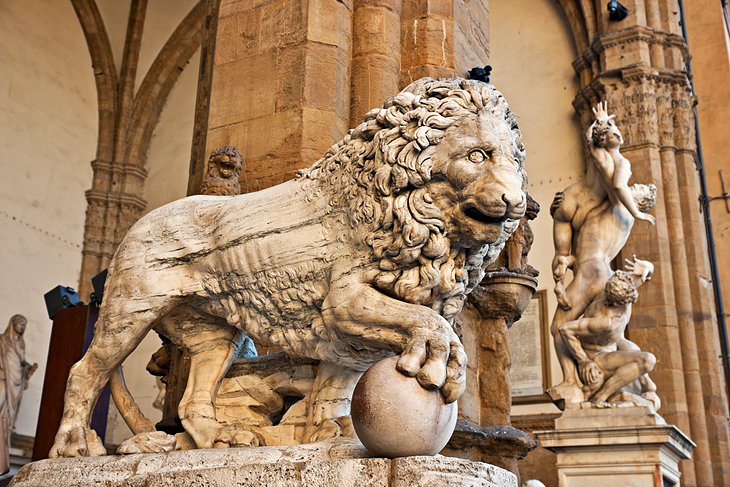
460,273,539,475
350,0,402,126
681,3,730,480
400,0,489,84
204,0,352,194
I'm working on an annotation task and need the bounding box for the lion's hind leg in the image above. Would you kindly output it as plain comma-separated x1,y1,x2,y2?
175,317,251,449
301,362,361,444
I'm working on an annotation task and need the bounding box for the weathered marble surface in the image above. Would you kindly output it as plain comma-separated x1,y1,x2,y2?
50,77,529,457
549,102,659,408
13,441,517,486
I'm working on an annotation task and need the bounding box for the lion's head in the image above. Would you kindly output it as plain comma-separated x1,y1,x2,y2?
201,146,243,196
301,78,526,321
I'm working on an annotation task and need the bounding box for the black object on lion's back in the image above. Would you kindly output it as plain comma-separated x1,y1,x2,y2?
607,0,629,21
468,65,493,83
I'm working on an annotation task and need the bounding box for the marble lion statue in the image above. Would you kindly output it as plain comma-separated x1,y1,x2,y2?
50,77,527,457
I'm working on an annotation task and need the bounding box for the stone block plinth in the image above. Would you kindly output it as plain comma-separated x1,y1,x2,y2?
535,407,695,487
10,440,517,487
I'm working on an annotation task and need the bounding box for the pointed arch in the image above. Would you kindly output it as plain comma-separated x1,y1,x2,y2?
554,0,592,55
124,0,206,166
70,0,118,163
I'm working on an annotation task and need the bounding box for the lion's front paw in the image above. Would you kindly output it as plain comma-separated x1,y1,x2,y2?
397,325,467,404
49,424,106,458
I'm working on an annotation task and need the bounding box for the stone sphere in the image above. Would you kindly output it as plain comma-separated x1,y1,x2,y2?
350,355,458,458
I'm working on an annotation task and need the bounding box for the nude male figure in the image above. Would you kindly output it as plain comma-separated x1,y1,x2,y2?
549,102,656,402
556,257,659,409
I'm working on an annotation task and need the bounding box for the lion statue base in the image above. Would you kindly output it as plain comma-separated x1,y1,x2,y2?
50,77,528,458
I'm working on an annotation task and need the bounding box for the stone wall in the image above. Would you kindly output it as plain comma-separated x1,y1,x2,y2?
193,0,491,195
0,0,97,438
0,0,204,446
683,0,730,437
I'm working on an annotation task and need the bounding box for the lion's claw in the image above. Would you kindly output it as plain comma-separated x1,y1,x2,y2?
397,339,426,376
399,325,466,403
50,425,106,458
441,333,467,403
416,352,448,389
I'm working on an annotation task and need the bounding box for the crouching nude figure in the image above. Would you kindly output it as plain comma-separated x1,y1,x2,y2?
556,257,660,410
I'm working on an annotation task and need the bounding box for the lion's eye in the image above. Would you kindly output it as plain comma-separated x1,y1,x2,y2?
468,150,489,163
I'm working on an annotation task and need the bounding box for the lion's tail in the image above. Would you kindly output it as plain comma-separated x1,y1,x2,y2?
109,367,156,435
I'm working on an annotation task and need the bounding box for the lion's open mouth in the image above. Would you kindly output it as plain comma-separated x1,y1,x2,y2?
462,204,507,225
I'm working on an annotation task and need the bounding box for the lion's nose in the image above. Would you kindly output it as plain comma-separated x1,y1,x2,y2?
501,193,525,215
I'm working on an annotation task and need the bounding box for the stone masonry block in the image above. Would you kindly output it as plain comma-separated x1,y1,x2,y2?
209,52,277,128
402,16,455,69
215,14,239,66
307,0,345,46
353,5,401,58
260,0,306,51
243,109,302,162
303,43,339,113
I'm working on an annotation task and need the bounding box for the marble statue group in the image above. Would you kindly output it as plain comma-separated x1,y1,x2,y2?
45,74,661,463
549,102,659,410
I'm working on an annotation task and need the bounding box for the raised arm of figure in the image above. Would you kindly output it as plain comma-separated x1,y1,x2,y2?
592,101,610,120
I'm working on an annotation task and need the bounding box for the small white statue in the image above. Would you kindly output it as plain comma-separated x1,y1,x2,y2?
51,78,529,457
0,314,37,430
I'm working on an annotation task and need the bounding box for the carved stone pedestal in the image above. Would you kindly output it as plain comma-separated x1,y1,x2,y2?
11,440,517,487
458,272,538,474
535,407,695,487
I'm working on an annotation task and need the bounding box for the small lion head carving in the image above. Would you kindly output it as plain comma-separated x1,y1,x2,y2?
300,78,526,321
201,146,243,196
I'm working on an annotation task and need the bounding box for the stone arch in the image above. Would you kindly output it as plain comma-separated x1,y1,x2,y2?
72,0,206,297
554,0,594,55
125,1,206,167
70,0,118,163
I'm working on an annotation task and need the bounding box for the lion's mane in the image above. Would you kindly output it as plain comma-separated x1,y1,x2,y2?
299,78,525,322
